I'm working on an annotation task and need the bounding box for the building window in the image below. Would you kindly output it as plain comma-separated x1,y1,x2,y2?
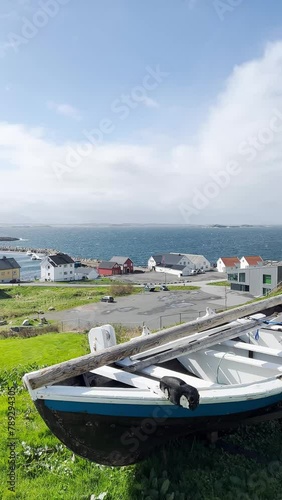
228,273,238,281
263,274,272,285
263,287,271,296
230,283,249,292
64,272,67,275
70,271,72,274
239,273,245,283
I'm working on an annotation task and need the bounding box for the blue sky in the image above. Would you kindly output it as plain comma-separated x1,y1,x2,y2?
1,0,282,224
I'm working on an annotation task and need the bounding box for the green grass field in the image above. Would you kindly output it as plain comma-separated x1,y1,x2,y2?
0,285,141,327
0,286,110,322
1,333,282,499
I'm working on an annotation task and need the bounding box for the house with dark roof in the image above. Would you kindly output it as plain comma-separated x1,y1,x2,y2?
0,256,21,283
98,261,122,276
41,253,75,282
148,253,188,270
172,253,211,271
147,253,194,277
110,256,133,274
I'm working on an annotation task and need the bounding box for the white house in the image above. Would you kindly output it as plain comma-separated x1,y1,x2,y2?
148,255,162,270
155,264,193,277
240,256,264,269
148,253,193,271
179,254,211,271
74,267,99,281
41,253,75,282
147,253,196,277
217,257,240,273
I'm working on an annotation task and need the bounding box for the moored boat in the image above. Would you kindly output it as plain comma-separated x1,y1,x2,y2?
31,253,42,260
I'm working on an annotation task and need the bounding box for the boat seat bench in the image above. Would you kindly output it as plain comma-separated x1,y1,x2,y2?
118,359,217,388
177,348,282,385
220,340,282,357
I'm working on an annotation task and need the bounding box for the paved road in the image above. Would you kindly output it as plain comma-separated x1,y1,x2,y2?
46,286,252,331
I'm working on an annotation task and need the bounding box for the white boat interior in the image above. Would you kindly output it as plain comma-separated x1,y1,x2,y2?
239,312,282,349
82,315,282,407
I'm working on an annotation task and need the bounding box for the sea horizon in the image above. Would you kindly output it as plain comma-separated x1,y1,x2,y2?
0,225,282,281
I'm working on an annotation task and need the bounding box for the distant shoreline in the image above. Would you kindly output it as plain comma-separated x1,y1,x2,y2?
0,245,56,254
0,223,280,228
0,246,99,268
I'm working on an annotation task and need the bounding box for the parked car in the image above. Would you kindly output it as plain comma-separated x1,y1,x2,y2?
101,296,114,303
159,285,169,291
144,284,155,292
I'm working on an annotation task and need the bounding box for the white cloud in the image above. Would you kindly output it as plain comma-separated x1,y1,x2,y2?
47,101,82,120
142,97,159,108
1,41,282,224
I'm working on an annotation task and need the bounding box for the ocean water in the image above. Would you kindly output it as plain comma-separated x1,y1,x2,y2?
0,226,282,280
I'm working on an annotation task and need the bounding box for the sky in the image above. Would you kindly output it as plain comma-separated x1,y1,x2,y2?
0,0,282,225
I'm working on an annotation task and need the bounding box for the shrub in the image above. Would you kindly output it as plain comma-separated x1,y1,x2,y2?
109,284,134,296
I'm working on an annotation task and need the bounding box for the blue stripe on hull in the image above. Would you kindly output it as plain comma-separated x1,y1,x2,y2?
44,393,282,418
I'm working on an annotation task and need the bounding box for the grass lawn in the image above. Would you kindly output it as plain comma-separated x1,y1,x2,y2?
0,285,140,326
1,333,282,499
206,281,230,287
0,333,88,371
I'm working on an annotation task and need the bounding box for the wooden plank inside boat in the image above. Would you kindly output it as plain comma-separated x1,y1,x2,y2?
118,319,259,372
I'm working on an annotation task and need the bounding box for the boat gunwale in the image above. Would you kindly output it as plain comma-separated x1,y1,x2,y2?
29,374,282,406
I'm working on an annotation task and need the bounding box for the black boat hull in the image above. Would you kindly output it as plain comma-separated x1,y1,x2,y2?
35,400,282,466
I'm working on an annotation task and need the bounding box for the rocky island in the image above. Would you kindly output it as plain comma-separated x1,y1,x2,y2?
0,236,20,241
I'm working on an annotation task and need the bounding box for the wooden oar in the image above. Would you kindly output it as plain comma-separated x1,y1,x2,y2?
24,294,282,390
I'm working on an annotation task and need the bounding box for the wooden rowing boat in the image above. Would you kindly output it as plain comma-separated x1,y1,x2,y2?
23,295,282,466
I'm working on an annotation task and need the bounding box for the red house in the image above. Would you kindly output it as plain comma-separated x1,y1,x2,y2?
98,261,122,276
110,256,134,274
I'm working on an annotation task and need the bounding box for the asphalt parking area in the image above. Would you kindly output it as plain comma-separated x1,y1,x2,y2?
46,289,227,331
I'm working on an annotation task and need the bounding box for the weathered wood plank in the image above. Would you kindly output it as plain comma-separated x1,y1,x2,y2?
24,294,282,390
129,319,256,361
118,319,259,372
